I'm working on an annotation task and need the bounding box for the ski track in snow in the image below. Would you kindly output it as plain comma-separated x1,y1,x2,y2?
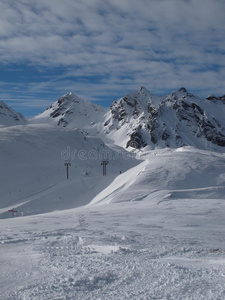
1,199,225,300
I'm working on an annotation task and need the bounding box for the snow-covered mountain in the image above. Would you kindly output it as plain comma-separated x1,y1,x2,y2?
0,100,26,126
103,87,225,151
32,92,107,133
31,88,225,152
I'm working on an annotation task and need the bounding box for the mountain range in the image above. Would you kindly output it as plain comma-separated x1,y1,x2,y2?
3,86,225,151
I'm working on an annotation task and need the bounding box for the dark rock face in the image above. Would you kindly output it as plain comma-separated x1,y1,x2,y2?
126,131,147,149
45,92,106,130
206,94,225,104
38,87,225,151
0,100,26,125
110,101,127,121
50,94,77,122
106,87,225,150
201,119,225,147
178,87,187,93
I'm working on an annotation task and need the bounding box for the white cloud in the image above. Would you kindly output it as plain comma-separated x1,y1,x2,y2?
0,0,224,113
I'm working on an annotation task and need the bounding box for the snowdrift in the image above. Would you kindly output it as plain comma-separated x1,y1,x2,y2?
90,147,225,205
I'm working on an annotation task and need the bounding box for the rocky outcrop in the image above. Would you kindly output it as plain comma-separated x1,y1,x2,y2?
0,100,26,126
32,87,225,151
104,87,225,150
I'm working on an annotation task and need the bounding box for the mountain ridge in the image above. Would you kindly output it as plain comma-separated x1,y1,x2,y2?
1,87,225,151
103,87,225,150
1,88,225,217
0,100,26,126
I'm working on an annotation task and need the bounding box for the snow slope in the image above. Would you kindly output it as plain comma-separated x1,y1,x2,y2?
1,189,225,299
90,147,225,206
0,124,138,218
0,100,26,127
31,92,107,134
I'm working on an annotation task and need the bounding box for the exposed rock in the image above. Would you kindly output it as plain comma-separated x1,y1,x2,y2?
32,87,225,151
0,100,26,126
206,94,225,104
106,87,225,150
126,131,147,149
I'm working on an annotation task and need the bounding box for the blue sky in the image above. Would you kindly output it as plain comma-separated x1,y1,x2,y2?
0,0,225,117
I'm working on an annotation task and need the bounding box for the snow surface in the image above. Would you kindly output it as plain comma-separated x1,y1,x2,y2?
1,146,225,299
0,123,138,218
90,147,225,205
1,90,225,299
1,192,225,299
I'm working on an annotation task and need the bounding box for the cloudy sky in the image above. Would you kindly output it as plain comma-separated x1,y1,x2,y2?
0,0,225,116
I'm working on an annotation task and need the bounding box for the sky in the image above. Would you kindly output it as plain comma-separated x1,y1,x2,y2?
0,0,225,116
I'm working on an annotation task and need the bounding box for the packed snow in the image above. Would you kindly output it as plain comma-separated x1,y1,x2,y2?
1,187,225,299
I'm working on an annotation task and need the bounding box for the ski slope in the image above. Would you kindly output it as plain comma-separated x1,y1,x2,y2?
1,192,225,299
0,123,138,218
90,147,225,205
1,146,225,299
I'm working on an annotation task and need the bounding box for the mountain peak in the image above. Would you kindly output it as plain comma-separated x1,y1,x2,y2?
32,92,107,128
57,92,84,105
0,100,26,126
30,87,225,151
104,87,225,150
178,87,187,93
140,86,149,93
